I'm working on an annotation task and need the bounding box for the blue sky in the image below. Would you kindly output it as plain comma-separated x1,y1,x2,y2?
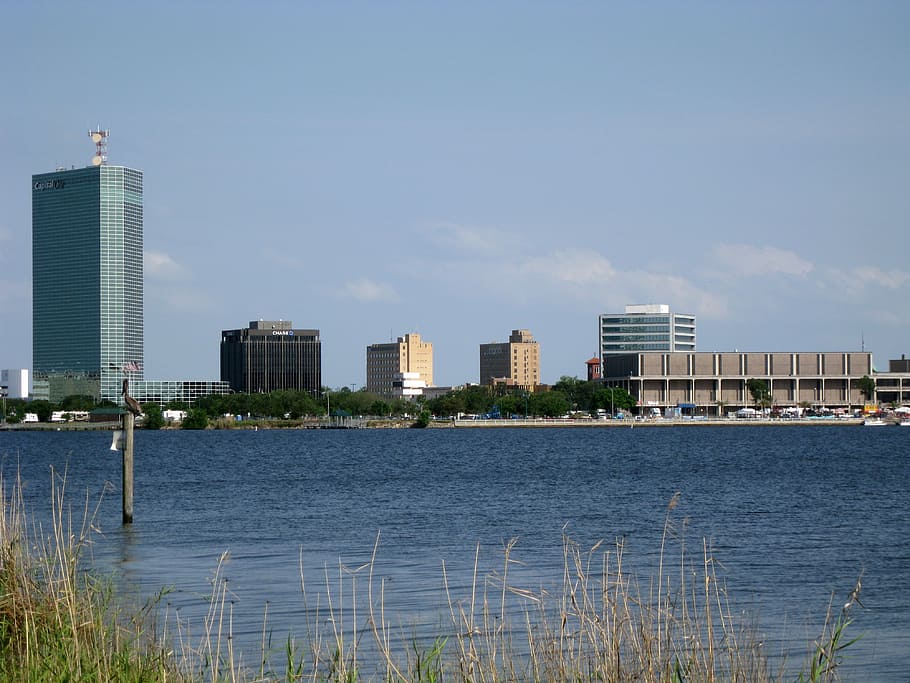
1,1,908,388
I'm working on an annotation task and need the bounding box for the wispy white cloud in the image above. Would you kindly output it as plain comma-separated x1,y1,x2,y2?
420,221,511,256
709,244,814,278
821,265,910,303
499,248,729,319
411,222,733,319
516,248,616,285
622,270,729,319
338,278,400,303
144,250,215,314
848,266,910,290
145,250,188,280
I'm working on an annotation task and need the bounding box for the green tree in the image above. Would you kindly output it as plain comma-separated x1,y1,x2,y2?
141,402,165,430
292,392,322,417
2,398,26,423
746,378,771,409
386,398,410,416
268,390,295,418
495,394,520,417
553,376,582,408
59,394,96,411
192,394,223,417
247,392,273,418
530,391,571,418
323,388,358,416
465,386,495,414
29,400,54,422
425,392,455,417
426,385,492,416
369,399,391,417
595,386,636,414
857,375,876,405
344,390,380,416
181,408,209,430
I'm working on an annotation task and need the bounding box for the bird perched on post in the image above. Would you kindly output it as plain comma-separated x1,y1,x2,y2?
122,378,142,416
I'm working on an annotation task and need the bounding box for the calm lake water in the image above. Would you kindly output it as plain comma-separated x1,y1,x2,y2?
1,426,908,680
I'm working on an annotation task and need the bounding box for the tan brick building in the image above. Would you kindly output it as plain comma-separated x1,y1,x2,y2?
479,329,540,389
366,333,433,398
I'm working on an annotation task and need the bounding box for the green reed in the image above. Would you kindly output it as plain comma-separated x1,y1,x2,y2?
1,471,861,682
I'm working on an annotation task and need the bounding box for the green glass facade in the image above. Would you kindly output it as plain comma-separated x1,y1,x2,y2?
32,165,144,402
131,380,231,407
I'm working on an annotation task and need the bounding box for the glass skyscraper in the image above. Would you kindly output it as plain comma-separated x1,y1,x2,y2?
599,304,696,356
32,165,144,403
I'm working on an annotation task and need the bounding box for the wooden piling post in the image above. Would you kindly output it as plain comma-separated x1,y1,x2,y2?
123,412,134,524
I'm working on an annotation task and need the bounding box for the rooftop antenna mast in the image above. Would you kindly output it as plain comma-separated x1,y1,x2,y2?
88,127,110,166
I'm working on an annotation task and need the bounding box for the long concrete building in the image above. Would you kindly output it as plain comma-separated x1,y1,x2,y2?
602,351,874,414
873,356,910,406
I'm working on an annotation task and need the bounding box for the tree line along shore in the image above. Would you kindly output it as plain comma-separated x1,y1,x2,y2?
1,376,879,431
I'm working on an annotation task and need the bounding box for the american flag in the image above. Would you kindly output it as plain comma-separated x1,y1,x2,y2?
122,361,142,372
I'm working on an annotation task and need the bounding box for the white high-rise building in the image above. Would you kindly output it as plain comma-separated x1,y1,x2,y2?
599,304,696,356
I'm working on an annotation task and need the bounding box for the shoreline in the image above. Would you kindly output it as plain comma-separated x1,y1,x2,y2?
447,417,868,428
0,417,877,431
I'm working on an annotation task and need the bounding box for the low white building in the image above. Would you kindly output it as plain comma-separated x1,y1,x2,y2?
392,372,427,398
1,369,30,398
51,410,89,422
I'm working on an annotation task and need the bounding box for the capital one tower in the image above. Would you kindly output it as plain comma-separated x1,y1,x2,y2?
32,130,144,403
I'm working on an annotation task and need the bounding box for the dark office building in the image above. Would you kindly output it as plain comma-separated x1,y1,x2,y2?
220,320,321,395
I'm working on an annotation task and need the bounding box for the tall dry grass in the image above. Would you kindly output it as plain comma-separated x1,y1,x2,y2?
239,492,858,682
1,469,860,682
433,493,774,683
0,467,185,681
